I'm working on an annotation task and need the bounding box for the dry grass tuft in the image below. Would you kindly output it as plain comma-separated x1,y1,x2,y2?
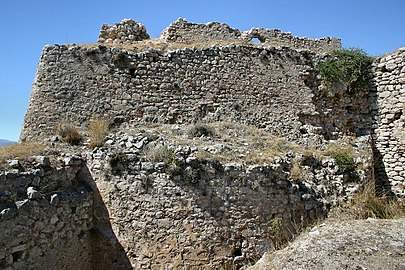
88,117,110,149
290,162,302,181
335,181,405,220
56,122,82,145
350,183,405,219
0,143,45,161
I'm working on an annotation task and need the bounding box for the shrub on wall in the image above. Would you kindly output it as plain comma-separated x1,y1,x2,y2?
56,122,82,145
317,48,373,95
327,145,356,174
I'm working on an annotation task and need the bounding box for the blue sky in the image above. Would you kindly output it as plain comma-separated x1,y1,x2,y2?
0,0,404,141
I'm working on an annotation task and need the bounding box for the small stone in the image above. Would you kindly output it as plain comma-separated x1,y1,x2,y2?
8,160,21,169
15,199,29,209
0,208,17,219
141,162,154,172
33,156,50,167
27,187,42,200
50,194,60,206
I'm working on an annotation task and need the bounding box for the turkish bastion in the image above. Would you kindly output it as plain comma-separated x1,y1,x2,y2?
0,18,404,269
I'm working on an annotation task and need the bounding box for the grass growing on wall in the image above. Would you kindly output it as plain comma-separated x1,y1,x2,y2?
317,48,373,94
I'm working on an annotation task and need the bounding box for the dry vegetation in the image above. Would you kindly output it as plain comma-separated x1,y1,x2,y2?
80,38,266,54
334,180,405,220
0,143,45,161
88,117,110,149
155,121,300,164
56,122,82,145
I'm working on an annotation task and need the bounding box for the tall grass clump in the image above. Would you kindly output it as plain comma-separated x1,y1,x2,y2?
88,117,110,149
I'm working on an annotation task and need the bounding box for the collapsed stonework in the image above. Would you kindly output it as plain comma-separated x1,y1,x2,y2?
98,19,150,45
3,19,404,269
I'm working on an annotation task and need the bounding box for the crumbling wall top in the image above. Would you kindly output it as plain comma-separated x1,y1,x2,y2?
160,18,242,43
98,18,150,45
97,18,341,53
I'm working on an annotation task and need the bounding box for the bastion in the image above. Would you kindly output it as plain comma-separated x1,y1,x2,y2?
1,19,404,269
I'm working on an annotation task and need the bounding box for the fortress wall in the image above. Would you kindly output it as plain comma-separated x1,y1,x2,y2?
20,44,370,143
0,157,93,269
373,48,405,196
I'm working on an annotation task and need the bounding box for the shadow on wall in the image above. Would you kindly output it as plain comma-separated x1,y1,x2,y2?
77,165,133,270
371,142,393,197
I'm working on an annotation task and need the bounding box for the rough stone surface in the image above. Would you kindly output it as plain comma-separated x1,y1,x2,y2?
98,19,150,45
20,43,370,143
0,157,94,270
84,128,373,269
373,48,405,197
160,18,341,54
248,218,405,270
8,18,405,269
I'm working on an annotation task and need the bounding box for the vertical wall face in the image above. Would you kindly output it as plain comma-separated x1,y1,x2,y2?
373,48,405,196
20,43,370,144
0,157,93,269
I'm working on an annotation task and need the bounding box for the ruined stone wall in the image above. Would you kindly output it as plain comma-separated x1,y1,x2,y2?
159,19,341,53
0,156,93,269
98,19,150,45
20,43,370,143
160,18,242,43
373,48,405,196
85,131,373,269
243,28,341,54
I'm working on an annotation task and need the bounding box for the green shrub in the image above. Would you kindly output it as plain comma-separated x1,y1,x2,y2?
56,122,82,145
317,48,373,94
327,146,356,174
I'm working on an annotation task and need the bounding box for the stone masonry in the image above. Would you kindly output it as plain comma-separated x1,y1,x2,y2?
20,40,367,143
98,19,150,45
373,48,405,196
160,18,341,54
0,156,93,269
8,18,405,269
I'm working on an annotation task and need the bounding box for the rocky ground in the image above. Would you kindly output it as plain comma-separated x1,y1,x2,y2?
248,218,405,270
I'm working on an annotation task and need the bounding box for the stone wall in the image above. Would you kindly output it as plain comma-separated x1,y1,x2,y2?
0,156,93,269
0,155,133,269
98,19,150,45
159,19,341,53
85,130,373,269
160,18,242,43
243,28,341,54
20,43,370,143
373,47,405,196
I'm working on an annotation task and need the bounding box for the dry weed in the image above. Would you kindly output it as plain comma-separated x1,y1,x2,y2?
56,122,82,145
88,117,110,148
335,181,405,220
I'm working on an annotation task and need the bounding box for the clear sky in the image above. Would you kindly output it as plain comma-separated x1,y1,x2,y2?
0,0,404,141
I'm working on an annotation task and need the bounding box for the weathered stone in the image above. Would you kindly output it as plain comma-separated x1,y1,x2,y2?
27,187,42,200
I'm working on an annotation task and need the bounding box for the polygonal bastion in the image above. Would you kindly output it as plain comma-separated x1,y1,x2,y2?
1,19,404,269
